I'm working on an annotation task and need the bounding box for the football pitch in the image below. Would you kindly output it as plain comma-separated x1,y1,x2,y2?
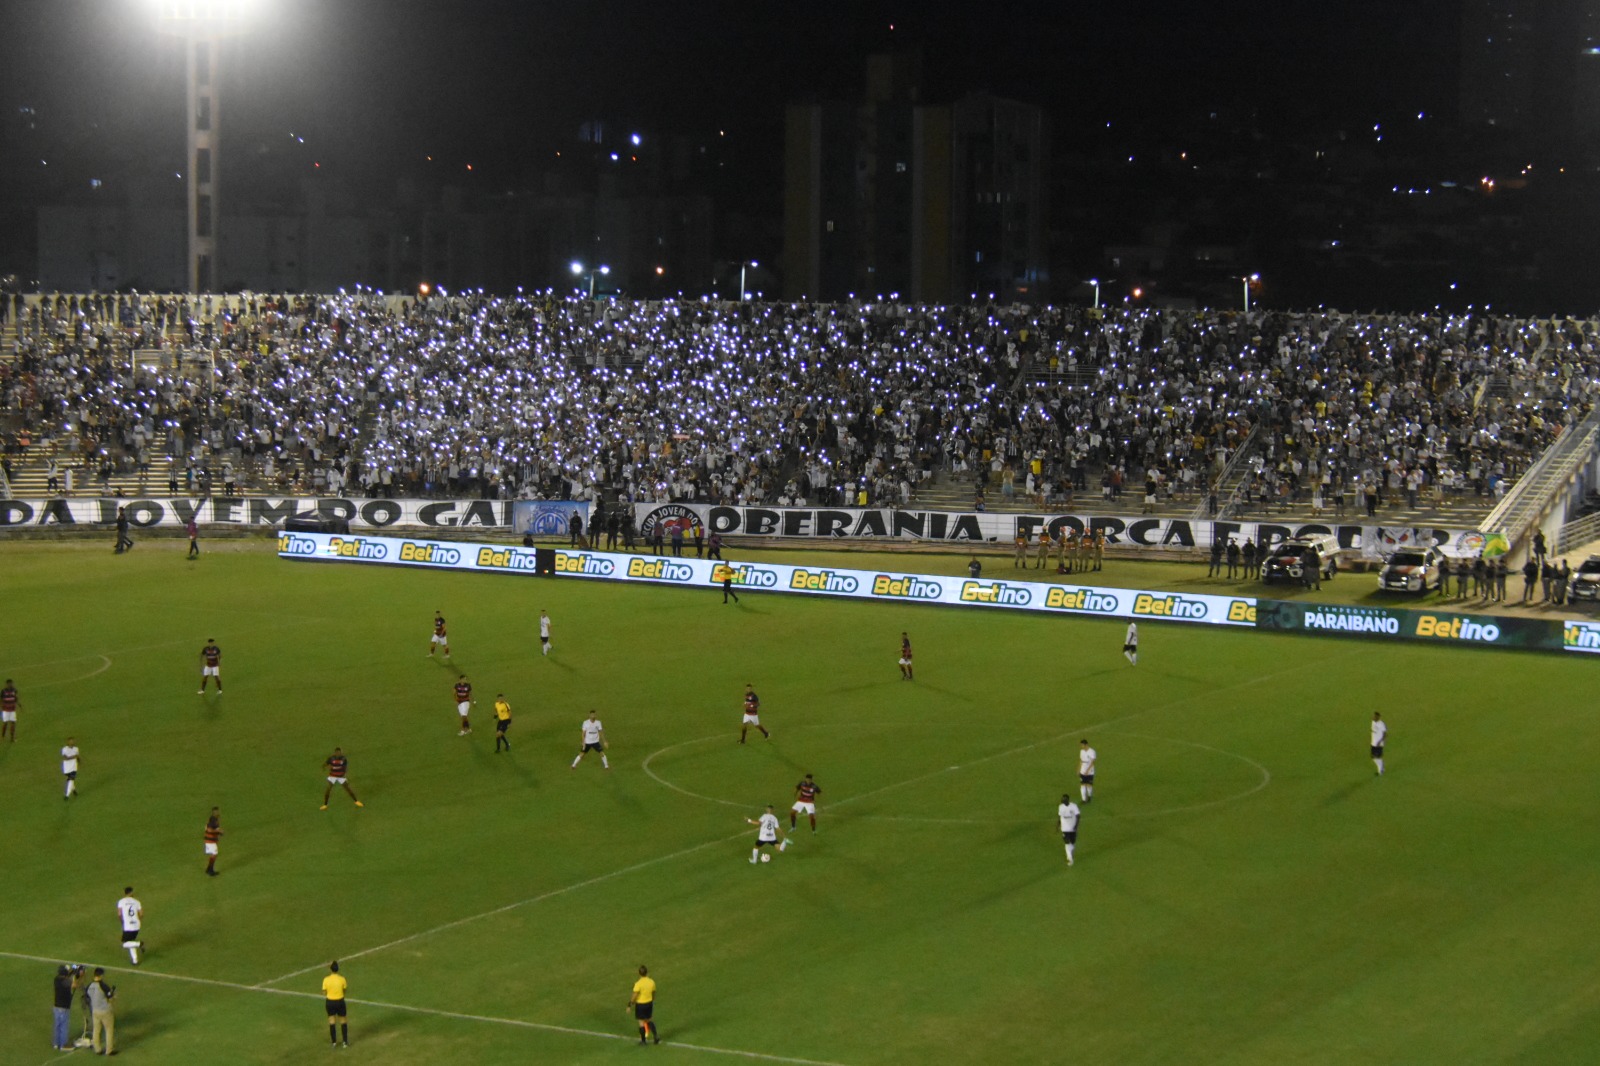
3,538,1598,1065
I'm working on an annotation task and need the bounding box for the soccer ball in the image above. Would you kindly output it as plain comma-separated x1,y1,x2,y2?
760,853,771,863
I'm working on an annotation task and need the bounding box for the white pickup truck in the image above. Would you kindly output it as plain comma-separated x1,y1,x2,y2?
1376,546,1448,594
1261,534,1341,585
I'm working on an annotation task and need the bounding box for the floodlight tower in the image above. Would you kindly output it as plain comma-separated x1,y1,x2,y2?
156,1,250,293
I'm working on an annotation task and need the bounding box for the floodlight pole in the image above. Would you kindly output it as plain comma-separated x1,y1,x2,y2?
158,2,246,294
186,35,221,293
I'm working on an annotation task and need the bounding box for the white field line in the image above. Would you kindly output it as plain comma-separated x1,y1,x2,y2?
640,716,1139,815
640,648,1335,822
0,950,853,1066
641,734,766,808
827,648,1353,813
249,650,1347,1026
827,712,1142,813
32,655,112,689
254,831,747,988
9,638,199,671
3,649,1345,1065
284,718,1133,990
1098,730,1274,818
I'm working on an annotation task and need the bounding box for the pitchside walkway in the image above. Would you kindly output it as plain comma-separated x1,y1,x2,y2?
913,468,1499,532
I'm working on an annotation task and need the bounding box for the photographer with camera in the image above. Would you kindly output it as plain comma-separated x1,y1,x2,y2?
86,966,116,1055
53,964,82,1051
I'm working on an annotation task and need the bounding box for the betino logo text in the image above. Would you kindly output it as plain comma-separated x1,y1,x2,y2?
1564,623,1600,651
555,552,616,576
713,564,779,588
277,533,319,556
790,569,860,593
1415,615,1500,642
871,574,942,600
399,542,459,564
327,536,389,560
475,547,539,570
1132,593,1208,619
627,558,694,582
1043,587,1118,612
959,580,1032,605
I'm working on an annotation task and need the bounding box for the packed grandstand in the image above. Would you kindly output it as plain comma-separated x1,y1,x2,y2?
1,291,1595,525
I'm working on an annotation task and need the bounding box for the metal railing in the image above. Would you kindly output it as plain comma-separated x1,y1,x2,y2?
1481,408,1600,550
1557,510,1600,556
1190,422,1261,521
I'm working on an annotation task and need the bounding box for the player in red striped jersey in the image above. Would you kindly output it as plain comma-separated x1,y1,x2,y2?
203,807,224,876
898,632,914,681
454,677,474,735
321,748,363,809
1,679,17,741
738,683,769,744
198,639,222,694
428,612,450,659
790,773,822,833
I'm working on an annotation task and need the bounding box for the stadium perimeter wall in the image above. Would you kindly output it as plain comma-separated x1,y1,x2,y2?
274,531,1600,657
632,503,1487,559
1,497,1486,561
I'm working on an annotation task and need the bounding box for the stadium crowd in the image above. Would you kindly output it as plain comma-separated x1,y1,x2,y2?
1,290,1595,513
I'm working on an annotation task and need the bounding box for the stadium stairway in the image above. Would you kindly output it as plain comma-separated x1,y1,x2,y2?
4,427,179,499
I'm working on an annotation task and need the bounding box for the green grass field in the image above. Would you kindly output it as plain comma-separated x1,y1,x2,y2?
4,538,1599,1066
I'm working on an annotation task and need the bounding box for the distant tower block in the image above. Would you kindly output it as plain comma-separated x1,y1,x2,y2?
156,1,252,293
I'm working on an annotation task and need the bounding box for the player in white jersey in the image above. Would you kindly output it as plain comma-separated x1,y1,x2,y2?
571,711,610,770
1078,740,1097,803
1058,794,1081,865
116,887,143,965
1371,712,1386,776
746,805,788,863
62,737,80,799
1123,622,1138,665
539,610,553,657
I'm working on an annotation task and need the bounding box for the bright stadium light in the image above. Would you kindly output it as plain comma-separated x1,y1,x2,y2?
570,262,609,298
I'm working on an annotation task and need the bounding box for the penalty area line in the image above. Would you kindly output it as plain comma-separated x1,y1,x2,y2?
255,829,749,988
0,950,852,1066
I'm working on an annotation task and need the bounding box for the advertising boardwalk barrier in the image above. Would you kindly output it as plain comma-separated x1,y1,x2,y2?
1255,600,1573,653
1563,621,1600,655
275,531,1256,627
275,532,1594,656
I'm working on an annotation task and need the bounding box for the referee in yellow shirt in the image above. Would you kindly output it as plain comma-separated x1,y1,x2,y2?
627,964,659,1044
494,694,513,752
322,960,349,1048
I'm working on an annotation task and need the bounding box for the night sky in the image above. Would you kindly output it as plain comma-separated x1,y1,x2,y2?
1,0,1460,213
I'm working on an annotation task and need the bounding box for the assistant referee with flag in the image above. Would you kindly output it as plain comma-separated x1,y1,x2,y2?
628,965,659,1044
